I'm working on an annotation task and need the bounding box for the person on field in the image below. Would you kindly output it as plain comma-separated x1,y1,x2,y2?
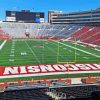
25,32,30,38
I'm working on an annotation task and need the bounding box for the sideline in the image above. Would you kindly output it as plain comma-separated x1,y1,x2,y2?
0,40,7,50
52,40,100,58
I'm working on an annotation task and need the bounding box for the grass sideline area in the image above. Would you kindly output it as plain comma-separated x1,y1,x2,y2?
0,73,100,83
0,41,3,45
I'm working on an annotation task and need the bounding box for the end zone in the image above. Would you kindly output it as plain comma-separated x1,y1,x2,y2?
0,63,100,79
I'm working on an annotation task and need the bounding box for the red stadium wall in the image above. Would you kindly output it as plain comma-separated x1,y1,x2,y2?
0,28,10,40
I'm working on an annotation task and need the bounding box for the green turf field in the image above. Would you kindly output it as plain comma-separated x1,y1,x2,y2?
0,39,100,66
0,41,3,45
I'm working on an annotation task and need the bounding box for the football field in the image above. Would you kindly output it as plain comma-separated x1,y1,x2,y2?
0,39,100,66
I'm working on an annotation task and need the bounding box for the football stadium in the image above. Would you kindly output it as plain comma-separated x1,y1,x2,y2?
0,1,100,100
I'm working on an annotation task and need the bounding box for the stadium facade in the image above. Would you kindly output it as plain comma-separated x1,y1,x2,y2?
6,10,45,23
48,8,100,24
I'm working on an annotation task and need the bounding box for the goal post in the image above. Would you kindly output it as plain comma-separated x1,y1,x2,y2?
56,39,77,64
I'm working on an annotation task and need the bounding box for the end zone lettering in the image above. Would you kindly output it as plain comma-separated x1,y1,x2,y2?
1,63,100,76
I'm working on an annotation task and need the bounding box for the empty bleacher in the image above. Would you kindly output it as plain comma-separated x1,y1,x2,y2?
0,22,81,39
0,89,53,100
70,26,100,46
0,22,100,46
47,84,100,100
0,27,10,40
0,84,99,100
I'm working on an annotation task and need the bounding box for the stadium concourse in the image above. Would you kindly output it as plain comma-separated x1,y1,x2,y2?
0,22,100,100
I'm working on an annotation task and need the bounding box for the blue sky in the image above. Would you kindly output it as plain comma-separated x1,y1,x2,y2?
0,0,100,21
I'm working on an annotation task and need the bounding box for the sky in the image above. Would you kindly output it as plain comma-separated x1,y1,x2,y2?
0,0,100,21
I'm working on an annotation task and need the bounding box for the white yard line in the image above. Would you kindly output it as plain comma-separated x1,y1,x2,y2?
76,53,80,55
83,57,89,59
0,40,7,50
53,40,100,58
25,41,41,64
72,42,100,52
45,43,57,54
95,49,100,52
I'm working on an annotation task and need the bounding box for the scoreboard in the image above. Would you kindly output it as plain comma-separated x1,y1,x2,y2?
6,10,45,23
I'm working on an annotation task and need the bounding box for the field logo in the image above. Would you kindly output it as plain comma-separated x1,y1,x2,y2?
0,63,100,78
